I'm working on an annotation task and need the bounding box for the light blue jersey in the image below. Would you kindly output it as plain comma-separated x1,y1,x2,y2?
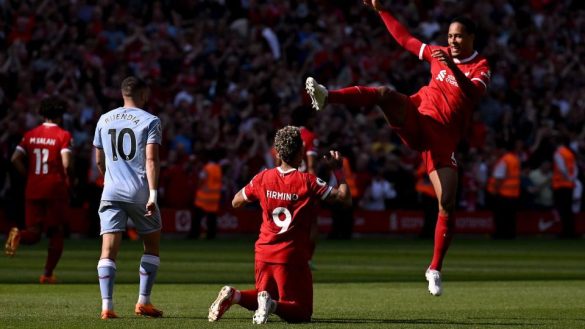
93,107,162,204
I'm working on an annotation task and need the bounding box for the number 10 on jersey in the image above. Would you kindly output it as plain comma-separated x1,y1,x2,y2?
108,128,137,161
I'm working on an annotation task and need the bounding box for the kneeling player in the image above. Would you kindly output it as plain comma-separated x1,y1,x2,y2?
208,126,351,324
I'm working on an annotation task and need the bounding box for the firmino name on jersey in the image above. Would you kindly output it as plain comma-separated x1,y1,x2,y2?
266,190,299,201
104,113,140,125
30,137,56,145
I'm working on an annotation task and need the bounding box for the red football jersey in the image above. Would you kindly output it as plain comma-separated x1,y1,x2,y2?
243,167,333,264
299,127,318,173
378,10,491,141
413,44,490,140
16,123,72,200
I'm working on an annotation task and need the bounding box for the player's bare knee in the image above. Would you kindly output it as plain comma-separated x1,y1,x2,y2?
438,199,455,214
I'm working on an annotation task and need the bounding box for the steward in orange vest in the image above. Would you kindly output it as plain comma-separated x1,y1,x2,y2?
488,148,521,239
552,143,578,238
189,158,223,239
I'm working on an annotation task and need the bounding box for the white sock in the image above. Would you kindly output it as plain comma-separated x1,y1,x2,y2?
102,299,113,311
138,294,151,305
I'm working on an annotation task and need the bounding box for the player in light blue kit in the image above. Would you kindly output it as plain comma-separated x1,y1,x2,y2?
93,77,163,319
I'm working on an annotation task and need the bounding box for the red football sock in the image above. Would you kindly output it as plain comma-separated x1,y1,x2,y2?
20,230,41,244
430,214,455,271
274,300,312,323
44,232,64,276
237,289,258,311
328,86,381,108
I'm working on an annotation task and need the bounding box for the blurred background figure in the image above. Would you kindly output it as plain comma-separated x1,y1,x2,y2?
190,150,223,240
487,140,520,239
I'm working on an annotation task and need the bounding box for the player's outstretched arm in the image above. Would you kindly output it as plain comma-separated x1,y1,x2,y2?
365,0,427,60
322,151,352,207
145,143,160,217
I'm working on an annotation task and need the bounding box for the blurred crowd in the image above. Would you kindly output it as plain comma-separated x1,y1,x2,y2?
1,0,584,221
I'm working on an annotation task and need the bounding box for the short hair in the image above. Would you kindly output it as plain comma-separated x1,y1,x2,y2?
39,96,67,120
274,126,303,164
451,16,476,35
121,76,148,99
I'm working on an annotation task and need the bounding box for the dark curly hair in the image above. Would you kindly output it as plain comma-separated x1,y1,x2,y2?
39,96,67,120
274,126,302,165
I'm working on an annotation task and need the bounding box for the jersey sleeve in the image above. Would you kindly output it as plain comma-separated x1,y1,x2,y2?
147,117,162,145
378,10,430,62
242,172,262,202
16,133,29,155
469,60,491,95
307,174,333,201
61,131,73,154
93,119,103,149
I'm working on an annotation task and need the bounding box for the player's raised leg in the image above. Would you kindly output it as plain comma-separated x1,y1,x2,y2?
426,167,458,296
305,77,410,127
135,230,163,317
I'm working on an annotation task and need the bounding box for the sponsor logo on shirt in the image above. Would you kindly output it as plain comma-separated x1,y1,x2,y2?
436,70,447,81
436,69,459,87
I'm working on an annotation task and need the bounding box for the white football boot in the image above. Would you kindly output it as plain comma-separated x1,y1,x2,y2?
425,268,443,296
208,286,235,322
305,77,328,111
252,291,275,324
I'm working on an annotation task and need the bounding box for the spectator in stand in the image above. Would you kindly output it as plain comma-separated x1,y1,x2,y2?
528,161,554,210
359,168,397,211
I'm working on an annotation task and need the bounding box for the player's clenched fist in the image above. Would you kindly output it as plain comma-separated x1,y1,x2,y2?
432,49,456,69
323,150,343,170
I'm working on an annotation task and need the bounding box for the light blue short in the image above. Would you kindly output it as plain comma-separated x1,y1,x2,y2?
99,200,162,235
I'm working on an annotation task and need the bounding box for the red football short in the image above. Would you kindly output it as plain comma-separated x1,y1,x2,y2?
25,199,66,228
255,260,313,315
386,93,458,174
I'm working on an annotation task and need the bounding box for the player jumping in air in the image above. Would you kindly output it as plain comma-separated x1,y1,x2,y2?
305,0,490,296
93,77,164,319
5,97,73,284
208,126,351,324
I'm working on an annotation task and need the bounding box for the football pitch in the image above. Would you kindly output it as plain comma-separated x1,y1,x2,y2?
1,237,584,328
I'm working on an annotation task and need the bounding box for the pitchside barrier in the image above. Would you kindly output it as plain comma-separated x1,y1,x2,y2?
1,208,583,236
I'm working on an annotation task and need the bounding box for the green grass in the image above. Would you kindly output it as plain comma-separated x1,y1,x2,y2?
1,237,584,328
